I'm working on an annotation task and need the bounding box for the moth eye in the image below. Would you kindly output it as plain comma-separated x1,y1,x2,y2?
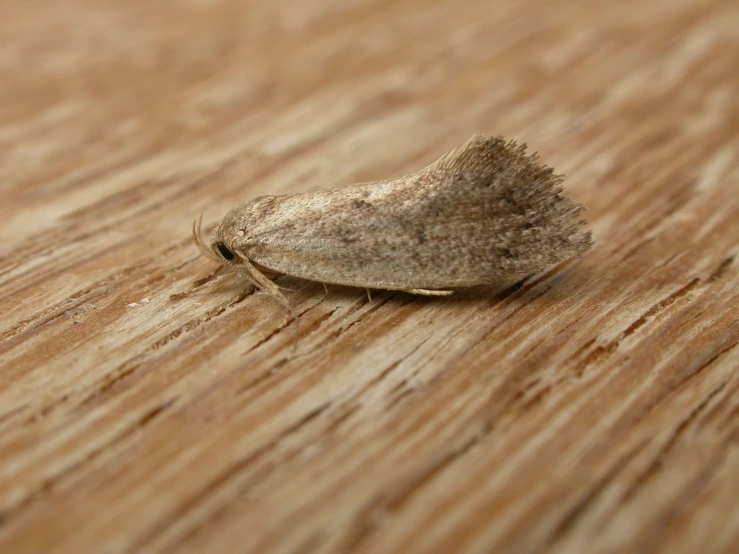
214,242,235,261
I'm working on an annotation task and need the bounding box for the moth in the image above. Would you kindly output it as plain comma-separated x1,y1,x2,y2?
194,135,592,311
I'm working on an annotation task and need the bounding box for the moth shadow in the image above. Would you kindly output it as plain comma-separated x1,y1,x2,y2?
286,280,523,310
285,259,594,311
182,258,592,317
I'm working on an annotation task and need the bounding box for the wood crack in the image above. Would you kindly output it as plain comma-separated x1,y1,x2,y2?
708,253,736,282
577,278,701,375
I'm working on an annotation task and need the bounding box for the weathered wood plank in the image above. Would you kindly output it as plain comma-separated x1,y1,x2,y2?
1,0,737,553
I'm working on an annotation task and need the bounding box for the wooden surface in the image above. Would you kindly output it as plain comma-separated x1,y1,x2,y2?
1,0,738,552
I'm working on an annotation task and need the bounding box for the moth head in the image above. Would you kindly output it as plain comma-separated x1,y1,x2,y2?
212,240,237,263
192,213,244,266
193,198,274,267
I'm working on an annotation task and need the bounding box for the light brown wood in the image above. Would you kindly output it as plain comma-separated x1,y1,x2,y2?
1,0,738,553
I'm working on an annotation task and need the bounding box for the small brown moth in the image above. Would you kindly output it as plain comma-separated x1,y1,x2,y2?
194,135,592,311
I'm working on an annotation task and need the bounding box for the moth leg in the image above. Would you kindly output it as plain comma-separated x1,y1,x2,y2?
239,282,257,296
234,256,292,313
323,283,329,294
366,288,373,302
234,253,301,354
402,288,454,296
276,284,299,292
258,267,296,292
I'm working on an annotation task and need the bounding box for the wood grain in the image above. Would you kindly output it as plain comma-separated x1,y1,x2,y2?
1,0,738,553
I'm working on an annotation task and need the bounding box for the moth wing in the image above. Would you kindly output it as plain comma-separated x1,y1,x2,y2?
242,135,591,289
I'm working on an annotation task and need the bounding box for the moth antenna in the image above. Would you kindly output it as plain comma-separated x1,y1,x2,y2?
276,284,299,292
193,213,220,262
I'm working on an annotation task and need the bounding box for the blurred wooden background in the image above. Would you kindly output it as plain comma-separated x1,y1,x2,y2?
1,0,738,552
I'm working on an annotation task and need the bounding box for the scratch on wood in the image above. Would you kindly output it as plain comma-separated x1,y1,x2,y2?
622,278,700,338
708,254,735,282
0,404,29,427
577,278,701,374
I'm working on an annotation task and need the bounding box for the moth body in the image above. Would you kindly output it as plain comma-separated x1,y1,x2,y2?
194,135,592,308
